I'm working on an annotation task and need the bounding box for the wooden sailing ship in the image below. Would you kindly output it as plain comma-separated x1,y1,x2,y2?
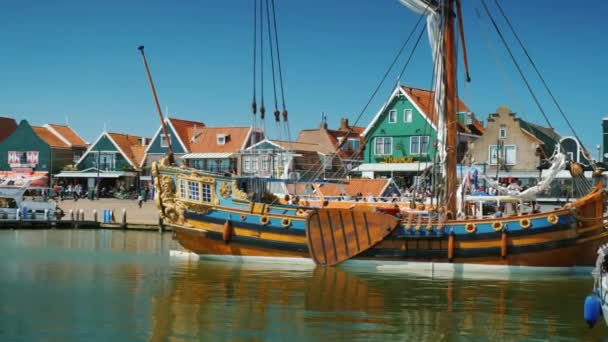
142,0,607,270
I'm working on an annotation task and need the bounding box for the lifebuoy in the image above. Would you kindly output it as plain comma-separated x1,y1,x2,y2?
492,221,503,232
547,214,559,225
465,222,476,234
260,215,270,225
520,218,531,229
281,218,291,228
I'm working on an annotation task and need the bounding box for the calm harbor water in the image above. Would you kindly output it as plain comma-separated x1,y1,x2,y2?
0,229,606,341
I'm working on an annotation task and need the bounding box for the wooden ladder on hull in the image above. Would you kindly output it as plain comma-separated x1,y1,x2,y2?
306,207,400,266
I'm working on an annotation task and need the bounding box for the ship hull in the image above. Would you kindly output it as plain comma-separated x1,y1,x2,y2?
172,212,607,267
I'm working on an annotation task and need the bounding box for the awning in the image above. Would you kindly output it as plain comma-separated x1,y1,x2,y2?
352,162,433,173
181,153,235,159
53,171,138,178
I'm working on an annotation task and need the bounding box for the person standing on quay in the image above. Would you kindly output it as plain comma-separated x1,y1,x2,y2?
137,188,145,208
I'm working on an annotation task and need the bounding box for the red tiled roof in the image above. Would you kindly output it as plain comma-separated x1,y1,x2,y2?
47,124,88,147
189,126,252,153
168,118,205,152
107,132,148,168
32,126,69,148
0,117,17,142
400,86,484,134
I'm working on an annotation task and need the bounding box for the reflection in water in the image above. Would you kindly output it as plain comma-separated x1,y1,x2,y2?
0,230,606,341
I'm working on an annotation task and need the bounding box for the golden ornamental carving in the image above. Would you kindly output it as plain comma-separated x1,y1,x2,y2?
232,182,249,201
219,182,232,199
155,175,187,225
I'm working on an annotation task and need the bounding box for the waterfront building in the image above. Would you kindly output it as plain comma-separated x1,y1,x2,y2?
241,138,332,180
296,117,365,175
55,131,148,194
354,85,483,188
181,126,263,175
0,119,87,186
468,105,564,189
143,117,206,169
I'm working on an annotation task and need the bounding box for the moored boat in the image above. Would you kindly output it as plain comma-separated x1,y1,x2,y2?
144,0,608,270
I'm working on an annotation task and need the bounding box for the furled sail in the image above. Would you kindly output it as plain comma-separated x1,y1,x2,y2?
399,0,447,187
480,153,567,200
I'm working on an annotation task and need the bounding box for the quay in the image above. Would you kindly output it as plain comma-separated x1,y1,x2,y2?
0,198,168,231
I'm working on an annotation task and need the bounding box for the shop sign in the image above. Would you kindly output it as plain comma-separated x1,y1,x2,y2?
383,156,416,163
8,151,39,168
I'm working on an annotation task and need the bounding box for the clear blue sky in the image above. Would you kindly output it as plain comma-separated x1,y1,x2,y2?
0,0,606,154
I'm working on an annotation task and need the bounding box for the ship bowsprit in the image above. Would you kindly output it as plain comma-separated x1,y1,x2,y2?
306,207,400,266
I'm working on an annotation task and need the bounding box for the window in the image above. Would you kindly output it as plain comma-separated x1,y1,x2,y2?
187,181,200,201
244,156,252,173
404,109,413,123
348,138,360,151
179,180,187,198
323,155,333,170
567,152,574,161
388,110,397,124
410,136,430,154
201,183,211,202
217,134,226,145
161,134,171,147
489,145,516,165
499,126,507,138
374,137,392,155
261,155,271,173
97,153,116,170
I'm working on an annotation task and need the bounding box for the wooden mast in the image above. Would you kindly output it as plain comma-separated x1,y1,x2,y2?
443,0,458,215
138,45,175,165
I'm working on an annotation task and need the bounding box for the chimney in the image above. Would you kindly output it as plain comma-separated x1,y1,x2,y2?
340,118,349,131
141,137,146,146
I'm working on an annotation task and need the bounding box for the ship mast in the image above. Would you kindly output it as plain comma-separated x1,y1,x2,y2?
442,0,458,216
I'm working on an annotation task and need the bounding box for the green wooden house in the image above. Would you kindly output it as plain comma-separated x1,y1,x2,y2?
355,85,483,187
0,120,87,186
55,131,147,193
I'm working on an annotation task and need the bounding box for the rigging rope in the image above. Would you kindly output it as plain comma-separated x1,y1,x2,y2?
259,0,266,121
252,0,258,116
479,0,554,132
271,0,288,122
492,0,596,169
264,0,280,122
298,5,430,182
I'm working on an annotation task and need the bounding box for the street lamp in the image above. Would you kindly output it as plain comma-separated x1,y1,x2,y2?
597,145,601,162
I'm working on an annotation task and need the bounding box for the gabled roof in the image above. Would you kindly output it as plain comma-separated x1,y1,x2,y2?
32,126,70,148
519,120,560,157
31,123,87,149
189,126,256,153
0,117,17,142
362,84,483,136
168,118,205,152
46,124,88,147
107,132,149,168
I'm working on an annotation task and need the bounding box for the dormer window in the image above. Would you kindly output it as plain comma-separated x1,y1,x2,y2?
217,134,227,145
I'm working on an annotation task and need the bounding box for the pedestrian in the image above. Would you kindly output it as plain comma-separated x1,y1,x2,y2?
144,187,150,202
138,188,145,208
